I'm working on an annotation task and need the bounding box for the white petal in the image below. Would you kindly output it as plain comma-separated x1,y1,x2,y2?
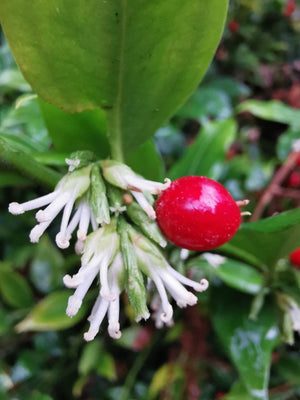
166,264,209,292
84,299,109,341
147,265,173,323
66,295,82,317
55,232,71,249
58,190,77,239
75,239,85,255
66,267,99,317
29,221,51,243
8,202,25,215
77,202,91,241
9,191,59,215
131,191,156,220
35,192,71,222
126,175,171,195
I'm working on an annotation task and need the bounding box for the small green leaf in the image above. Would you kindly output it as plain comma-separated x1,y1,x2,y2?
189,256,263,294
237,100,300,127
169,119,236,179
212,289,279,400
0,267,34,308
221,208,300,268
148,363,184,399
16,290,87,332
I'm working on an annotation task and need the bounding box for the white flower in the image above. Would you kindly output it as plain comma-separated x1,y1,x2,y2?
289,300,300,333
132,229,209,326
101,160,171,220
63,222,123,340
8,166,93,248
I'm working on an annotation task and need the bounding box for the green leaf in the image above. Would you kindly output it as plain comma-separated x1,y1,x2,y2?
223,381,252,400
0,95,50,152
212,289,279,400
38,100,110,158
178,87,232,121
221,208,300,268
0,266,34,308
275,352,300,386
0,67,31,93
0,0,228,156
79,341,116,381
237,100,300,128
0,136,61,188
16,290,87,332
169,118,237,179
148,363,184,399
0,171,32,187
276,126,300,161
189,256,263,294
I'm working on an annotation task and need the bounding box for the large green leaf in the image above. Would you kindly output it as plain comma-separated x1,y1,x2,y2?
221,208,300,268
0,0,228,156
212,289,279,400
169,118,236,179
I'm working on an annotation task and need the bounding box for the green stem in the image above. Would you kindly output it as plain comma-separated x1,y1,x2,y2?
120,331,161,400
107,116,124,162
109,137,124,162
0,136,61,188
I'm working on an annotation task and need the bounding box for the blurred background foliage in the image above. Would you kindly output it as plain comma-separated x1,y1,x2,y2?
0,0,300,399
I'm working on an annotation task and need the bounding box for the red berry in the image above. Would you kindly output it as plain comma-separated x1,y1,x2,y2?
288,171,300,188
284,1,296,17
228,20,239,33
289,248,300,267
155,176,241,251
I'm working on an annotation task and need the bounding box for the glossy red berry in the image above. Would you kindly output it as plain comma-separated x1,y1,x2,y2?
289,248,300,267
155,176,241,251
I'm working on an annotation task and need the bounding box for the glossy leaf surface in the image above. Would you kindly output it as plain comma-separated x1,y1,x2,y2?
212,290,279,400
222,208,300,268
188,256,263,294
16,291,87,332
0,0,228,156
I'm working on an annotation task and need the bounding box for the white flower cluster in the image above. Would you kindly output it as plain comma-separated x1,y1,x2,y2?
8,158,209,340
